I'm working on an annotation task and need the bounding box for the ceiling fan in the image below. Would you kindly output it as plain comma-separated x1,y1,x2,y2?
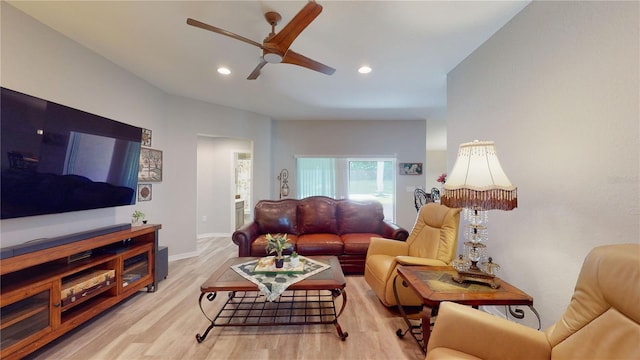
186,1,336,80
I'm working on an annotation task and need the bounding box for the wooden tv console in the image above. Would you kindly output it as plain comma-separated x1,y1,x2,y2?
0,224,161,359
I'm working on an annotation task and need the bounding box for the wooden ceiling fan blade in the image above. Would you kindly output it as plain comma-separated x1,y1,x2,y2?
266,1,322,53
282,50,335,75
186,18,264,49
247,58,268,80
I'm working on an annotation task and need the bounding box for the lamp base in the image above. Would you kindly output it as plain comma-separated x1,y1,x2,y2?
453,268,501,289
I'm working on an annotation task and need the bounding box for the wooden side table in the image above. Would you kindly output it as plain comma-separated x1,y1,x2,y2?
394,265,538,353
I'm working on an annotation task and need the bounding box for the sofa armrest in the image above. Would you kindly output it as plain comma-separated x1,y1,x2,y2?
366,237,409,258
380,220,409,240
232,222,260,257
395,256,447,266
426,302,551,360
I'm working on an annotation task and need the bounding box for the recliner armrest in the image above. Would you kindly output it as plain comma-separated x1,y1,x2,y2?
366,237,409,258
395,256,447,266
426,302,550,360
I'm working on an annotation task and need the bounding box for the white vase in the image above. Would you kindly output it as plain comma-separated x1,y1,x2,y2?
290,257,300,267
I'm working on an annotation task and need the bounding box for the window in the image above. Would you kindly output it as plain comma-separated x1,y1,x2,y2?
296,157,395,221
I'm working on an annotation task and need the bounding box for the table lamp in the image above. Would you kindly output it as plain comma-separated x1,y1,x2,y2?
441,140,517,288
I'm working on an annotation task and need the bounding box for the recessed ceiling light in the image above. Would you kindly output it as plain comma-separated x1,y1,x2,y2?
217,67,231,75
358,66,372,74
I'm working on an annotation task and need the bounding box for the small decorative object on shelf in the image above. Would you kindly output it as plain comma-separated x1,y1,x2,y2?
265,233,291,268
132,210,145,225
484,257,501,276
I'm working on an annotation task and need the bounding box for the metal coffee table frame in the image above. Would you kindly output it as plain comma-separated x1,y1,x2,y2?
196,256,348,343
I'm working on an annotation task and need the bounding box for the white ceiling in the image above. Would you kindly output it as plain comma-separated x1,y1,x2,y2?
8,1,528,125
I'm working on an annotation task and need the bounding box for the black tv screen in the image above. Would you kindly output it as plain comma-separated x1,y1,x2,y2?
1,87,142,219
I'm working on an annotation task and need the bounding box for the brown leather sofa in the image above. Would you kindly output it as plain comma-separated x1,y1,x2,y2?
232,196,409,274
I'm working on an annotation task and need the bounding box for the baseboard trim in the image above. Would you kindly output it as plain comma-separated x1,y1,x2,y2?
197,232,231,239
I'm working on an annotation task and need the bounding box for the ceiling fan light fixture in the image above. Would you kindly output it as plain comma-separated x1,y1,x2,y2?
187,1,333,80
358,66,372,74
264,53,283,64
217,67,231,75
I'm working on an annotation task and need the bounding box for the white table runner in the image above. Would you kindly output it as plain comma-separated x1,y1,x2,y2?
231,256,331,301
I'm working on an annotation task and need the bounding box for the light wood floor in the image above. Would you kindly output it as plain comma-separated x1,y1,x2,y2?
27,237,425,360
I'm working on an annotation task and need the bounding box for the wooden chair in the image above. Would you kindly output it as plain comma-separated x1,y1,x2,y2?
413,188,431,212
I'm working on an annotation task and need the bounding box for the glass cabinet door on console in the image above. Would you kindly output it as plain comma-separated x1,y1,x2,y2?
1,281,56,355
121,244,152,291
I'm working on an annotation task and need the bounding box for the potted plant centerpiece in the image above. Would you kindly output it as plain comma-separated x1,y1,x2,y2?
265,233,292,268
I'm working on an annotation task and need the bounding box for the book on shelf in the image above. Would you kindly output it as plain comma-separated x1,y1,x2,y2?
122,273,142,287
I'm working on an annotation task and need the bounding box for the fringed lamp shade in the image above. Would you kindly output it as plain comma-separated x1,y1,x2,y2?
441,140,517,211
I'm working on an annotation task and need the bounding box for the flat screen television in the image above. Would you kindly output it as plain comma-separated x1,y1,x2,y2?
1,87,142,219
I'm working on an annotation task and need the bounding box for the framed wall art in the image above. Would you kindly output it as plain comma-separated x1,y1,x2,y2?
141,128,152,147
138,148,162,182
399,162,423,175
138,183,152,201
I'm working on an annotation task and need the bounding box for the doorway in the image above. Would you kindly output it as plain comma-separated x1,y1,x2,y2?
234,152,252,226
196,136,252,237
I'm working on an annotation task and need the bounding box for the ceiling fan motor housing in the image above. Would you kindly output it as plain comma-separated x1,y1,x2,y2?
264,52,283,64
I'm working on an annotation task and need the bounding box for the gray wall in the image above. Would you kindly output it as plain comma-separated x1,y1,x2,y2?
1,2,166,246
272,119,427,230
447,1,639,328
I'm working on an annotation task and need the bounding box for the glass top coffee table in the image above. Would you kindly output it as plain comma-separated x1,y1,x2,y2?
196,256,348,343
394,265,538,353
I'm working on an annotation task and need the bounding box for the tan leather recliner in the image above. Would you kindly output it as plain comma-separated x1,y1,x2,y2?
364,203,462,307
426,243,640,360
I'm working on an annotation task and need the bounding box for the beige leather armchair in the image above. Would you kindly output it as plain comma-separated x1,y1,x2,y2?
364,203,462,307
426,243,640,360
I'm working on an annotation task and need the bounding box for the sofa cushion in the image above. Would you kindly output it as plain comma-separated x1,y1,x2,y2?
337,200,384,234
254,199,298,235
296,234,343,256
342,233,380,255
297,197,338,234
